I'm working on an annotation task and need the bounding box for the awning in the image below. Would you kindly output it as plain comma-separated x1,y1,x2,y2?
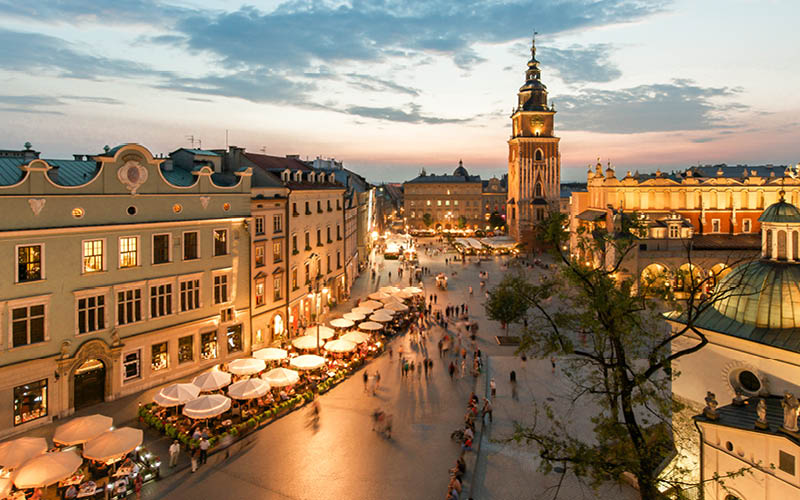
577,209,606,221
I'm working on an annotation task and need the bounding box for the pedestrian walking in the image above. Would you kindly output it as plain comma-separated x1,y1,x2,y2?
134,474,143,500
169,440,180,467
423,358,429,377
449,361,456,379
490,378,496,398
510,370,518,401
551,356,556,374
199,437,210,464
363,370,369,391
482,398,493,423
374,371,381,395
191,448,199,473
460,359,466,378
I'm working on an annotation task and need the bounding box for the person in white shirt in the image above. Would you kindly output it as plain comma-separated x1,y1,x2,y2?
169,440,180,467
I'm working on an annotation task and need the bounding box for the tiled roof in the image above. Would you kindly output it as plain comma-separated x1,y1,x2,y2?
182,148,219,156
0,158,25,185
691,234,761,250
405,174,481,184
243,153,310,172
161,166,196,187
46,159,99,186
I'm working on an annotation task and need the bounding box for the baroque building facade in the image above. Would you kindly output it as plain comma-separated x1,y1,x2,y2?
0,143,252,438
506,37,561,241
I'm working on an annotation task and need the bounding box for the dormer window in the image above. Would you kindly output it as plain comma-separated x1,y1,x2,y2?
308,172,315,183
281,169,290,182
294,171,302,182
668,225,679,239
329,173,335,183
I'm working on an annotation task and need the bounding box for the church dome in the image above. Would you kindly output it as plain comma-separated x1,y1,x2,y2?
759,197,800,223
712,261,800,330
453,160,468,177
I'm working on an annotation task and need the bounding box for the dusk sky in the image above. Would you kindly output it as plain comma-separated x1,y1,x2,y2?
1,0,798,183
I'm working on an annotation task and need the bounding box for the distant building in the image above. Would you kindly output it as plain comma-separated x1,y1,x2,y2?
403,161,484,231
0,143,252,438
506,37,561,241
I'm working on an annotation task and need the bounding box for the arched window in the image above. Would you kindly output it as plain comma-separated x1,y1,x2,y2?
534,183,543,197
766,229,773,257
793,231,799,261
778,230,787,260
534,149,543,161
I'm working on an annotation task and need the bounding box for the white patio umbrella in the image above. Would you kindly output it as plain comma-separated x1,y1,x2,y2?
53,414,113,446
83,427,143,462
292,335,322,350
153,383,200,407
360,300,383,310
0,437,47,469
13,450,82,489
290,354,327,371
341,331,370,344
360,321,384,331
303,325,335,340
0,477,11,498
372,308,396,316
369,313,393,323
385,302,409,312
394,290,414,299
351,306,373,315
380,295,403,304
324,339,357,353
183,394,232,419
368,291,390,300
228,378,271,400
261,368,300,387
379,286,401,294
228,358,267,376
343,312,365,322
253,347,287,361
192,370,232,392
404,286,423,294
330,318,355,329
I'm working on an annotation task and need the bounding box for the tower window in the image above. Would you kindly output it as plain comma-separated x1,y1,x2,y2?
535,149,543,161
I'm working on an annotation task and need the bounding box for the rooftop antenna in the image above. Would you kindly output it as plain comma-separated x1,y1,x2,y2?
260,146,268,154
225,129,229,150
186,135,197,148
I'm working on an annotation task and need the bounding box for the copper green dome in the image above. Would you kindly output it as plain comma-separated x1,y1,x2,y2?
758,198,800,223
712,260,800,330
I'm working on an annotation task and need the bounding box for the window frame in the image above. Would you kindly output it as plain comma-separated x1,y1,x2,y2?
178,274,202,313
118,236,140,269
711,218,721,234
273,214,282,233
8,295,50,349
151,341,169,372
81,238,106,274
255,277,265,306
13,379,48,426
255,243,266,268
151,233,172,265
74,287,110,336
122,349,141,382
178,335,194,364
200,330,218,360
226,324,243,354
182,231,200,261
114,281,145,327
742,219,752,233
148,277,175,319
254,216,265,235
273,241,282,263
212,269,232,305
273,276,282,301
15,243,44,283
213,228,229,257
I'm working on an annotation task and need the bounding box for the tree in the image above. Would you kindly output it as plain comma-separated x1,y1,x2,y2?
422,213,433,228
457,215,467,229
488,211,756,499
488,211,506,231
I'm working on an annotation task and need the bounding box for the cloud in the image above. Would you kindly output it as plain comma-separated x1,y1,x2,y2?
342,103,469,124
555,80,746,133
156,71,314,104
541,44,622,84
0,0,188,25
0,94,123,114
344,74,420,96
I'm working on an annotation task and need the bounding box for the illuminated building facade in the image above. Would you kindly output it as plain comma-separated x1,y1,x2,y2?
506,37,561,241
403,161,484,230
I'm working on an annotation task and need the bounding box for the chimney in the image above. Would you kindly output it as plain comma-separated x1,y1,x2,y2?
73,154,85,161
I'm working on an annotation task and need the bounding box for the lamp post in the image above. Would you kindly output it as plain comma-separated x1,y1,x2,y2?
308,274,329,354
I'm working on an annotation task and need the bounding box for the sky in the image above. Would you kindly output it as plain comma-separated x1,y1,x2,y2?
0,0,798,183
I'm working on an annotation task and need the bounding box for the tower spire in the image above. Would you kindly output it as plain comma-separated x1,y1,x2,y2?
516,33,548,111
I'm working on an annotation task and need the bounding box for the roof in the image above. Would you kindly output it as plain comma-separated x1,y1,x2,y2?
405,173,481,184
180,148,219,156
691,234,761,250
576,209,606,221
46,159,99,186
160,165,196,187
694,396,800,446
0,157,25,185
243,152,310,172
759,198,800,223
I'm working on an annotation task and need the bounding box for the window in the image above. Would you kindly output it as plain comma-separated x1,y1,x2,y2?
153,234,170,264
427,200,431,206
711,219,721,233
200,331,217,360
119,237,138,268
150,283,173,318
273,241,282,263
437,200,442,206
305,232,311,250
180,278,200,312
291,268,298,290
780,450,795,475
227,324,243,353
326,255,331,273
445,200,450,206
214,229,228,256
336,199,341,210
327,227,332,243
305,202,311,215
316,229,322,246
273,215,282,233
327,200,332,211
12,304,45,348
214,274,229,304
743,219,752,233
14,380,47,426
454,200,459,206
255,216,265,235
82,240,104,273
304,262,311,283
273,277,282,301
78,294,105,334
178,336,194,364
337,225,341,240
738,370,761,393
151,342,168,372
117,288,142,325
337,251,341,269
255,278,265,306
17,245,42,282
183,231,199,260
123,350,141,381
668,225,679,239
292,203,298,216
255,244,265,267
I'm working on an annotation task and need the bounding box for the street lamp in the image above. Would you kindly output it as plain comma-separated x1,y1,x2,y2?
308,274,329,354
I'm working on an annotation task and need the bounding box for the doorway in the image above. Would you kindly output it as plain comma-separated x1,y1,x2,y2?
74,358,106,410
